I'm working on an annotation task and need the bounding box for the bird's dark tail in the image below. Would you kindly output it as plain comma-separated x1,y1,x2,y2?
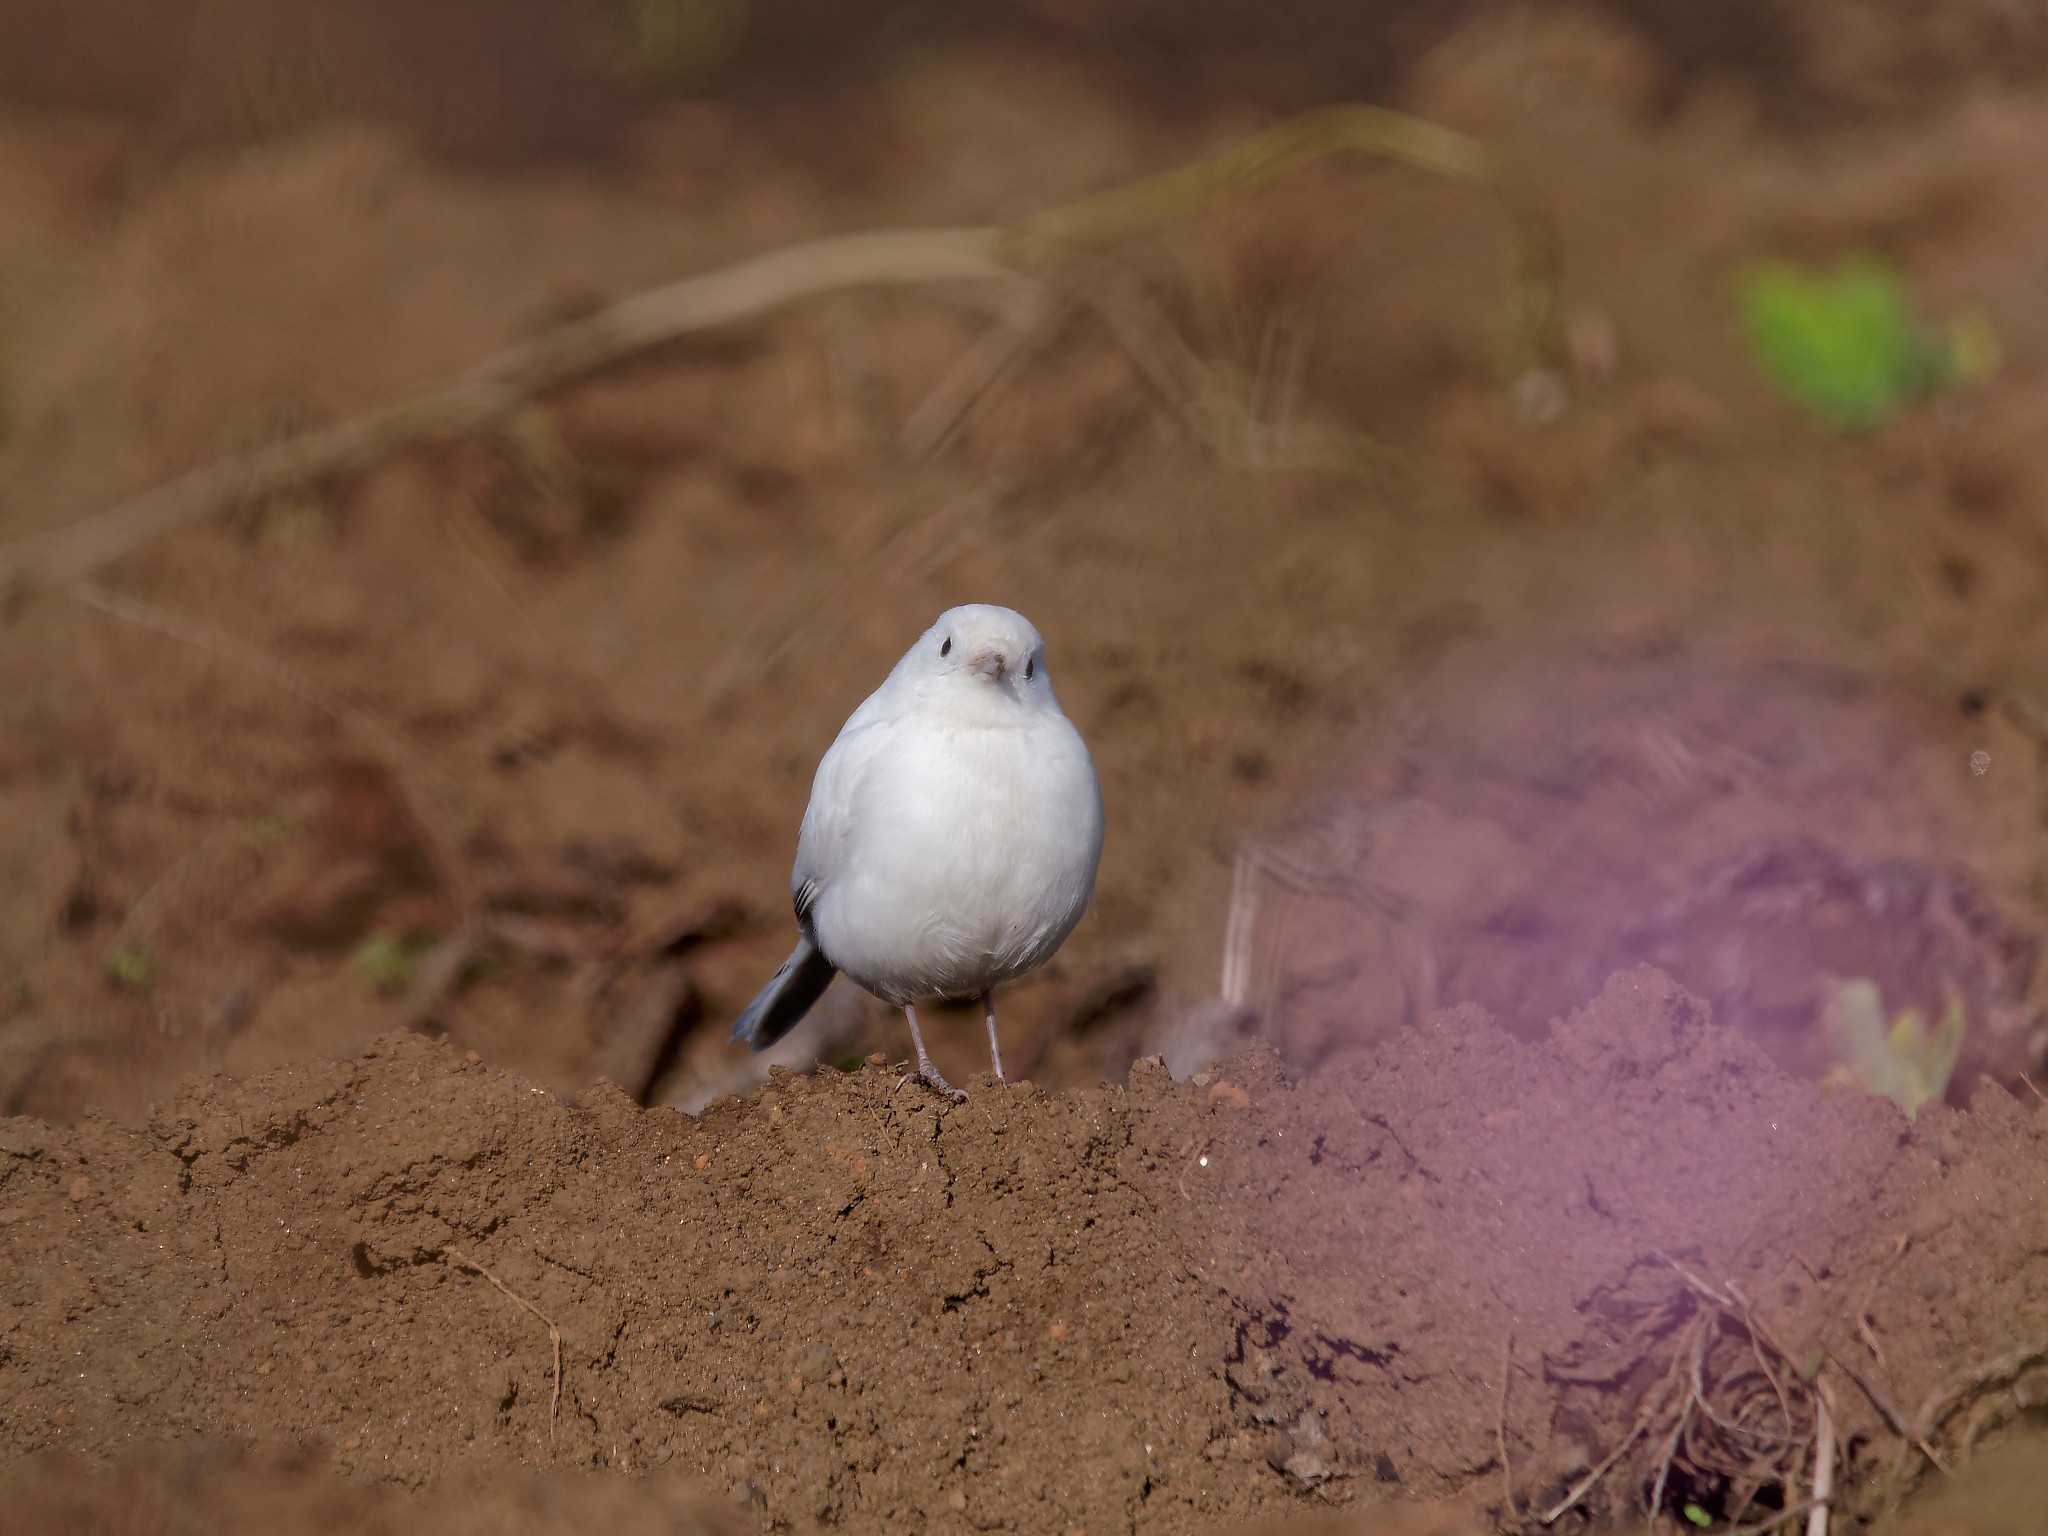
729,935,838,1052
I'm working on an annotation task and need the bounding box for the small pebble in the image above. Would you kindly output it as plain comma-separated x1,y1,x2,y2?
1206,1080,1251,1110
67,1176,92,1203
946,1490,967,1512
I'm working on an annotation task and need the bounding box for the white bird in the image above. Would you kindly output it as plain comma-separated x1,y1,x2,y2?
730,603,1104,1098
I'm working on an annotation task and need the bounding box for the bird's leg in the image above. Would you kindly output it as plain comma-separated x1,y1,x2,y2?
902,1004,966,1101
978,991,1004,1081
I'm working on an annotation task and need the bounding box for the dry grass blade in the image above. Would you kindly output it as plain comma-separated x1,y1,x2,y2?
1806,1391,1835,1536
1537,1405,1654,1526
1497,1329,1521,1523
1647,1380,1694,1532
1010,101,1561,377
901,287,1062,458
1008,104,1496,252
1540,1328,1692,1526
1912,1340,2048,1443
1655,1248,1737,1310
1057,252,1250,457
0,230,1010,599
1826,1349,1945,1474
1219,846,1264,1009
443,1247,564,1451
4,105,1557,602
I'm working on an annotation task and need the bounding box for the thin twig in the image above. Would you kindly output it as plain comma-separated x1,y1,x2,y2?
1721,1277,1807,1433
1806,1390,1834,1536
1737,1297,1795,1439
1852,1232,1911,1372
1539,1342,1690,1528
1647,1388,1692,1533
444,1247,563,1451
1175,1139,1210,1203
1537,1409,1653,1526
1057,251,1252,457
1010,103,1496,254
1656,1248,1737,1310
1958,1393,2008,1461
2021,1072,2046,1105
3,105,1550,602
1827,1348,1946,1474
1219,846,1262,1009
900,287,1061,458
1685,1312,1749,1438
1565,1256,1837,1532
1913,1340,2048,1444
1497,1329,1521,1523
0,230,1012,598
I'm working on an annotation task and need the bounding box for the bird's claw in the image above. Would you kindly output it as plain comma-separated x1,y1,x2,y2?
916,1061,967,1101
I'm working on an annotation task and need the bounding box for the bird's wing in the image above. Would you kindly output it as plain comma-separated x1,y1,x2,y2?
790,686,899,918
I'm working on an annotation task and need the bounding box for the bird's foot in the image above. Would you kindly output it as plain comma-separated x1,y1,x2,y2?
915,1057,968,1102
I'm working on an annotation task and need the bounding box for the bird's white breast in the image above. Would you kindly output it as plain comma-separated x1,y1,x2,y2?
810,707,1102,1005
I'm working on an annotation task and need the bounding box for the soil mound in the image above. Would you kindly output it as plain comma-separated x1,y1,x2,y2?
5,969,2044,1531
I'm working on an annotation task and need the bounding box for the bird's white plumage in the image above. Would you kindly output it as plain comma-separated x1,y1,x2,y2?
793,604,1102,1008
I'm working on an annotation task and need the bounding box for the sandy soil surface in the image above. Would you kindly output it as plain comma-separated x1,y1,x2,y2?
5,2,2048,1531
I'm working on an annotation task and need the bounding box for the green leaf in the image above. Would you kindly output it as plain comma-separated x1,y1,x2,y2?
1683,1503,1714,1529
1822,978,1965,1119
105,947,155,990
353,932,438,995
1736,255,1942,432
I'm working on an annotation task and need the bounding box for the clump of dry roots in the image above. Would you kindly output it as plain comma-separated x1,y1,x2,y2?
1525,1252,1835,1534
1517,1250,2048,1534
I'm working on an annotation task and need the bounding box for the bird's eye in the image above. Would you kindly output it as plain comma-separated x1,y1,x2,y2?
1024,657,1035,680
940,637,952,657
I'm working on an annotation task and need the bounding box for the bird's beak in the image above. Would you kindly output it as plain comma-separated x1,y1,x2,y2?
968,649,1008,682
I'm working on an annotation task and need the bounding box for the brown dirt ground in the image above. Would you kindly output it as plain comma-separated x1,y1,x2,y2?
3,977,2046,1533
6,2,2048,1530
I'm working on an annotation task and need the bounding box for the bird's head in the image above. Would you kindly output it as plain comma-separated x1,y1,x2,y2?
903,603,1054,707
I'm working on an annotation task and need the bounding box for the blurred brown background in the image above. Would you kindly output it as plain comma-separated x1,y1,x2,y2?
5,0,2048,1121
